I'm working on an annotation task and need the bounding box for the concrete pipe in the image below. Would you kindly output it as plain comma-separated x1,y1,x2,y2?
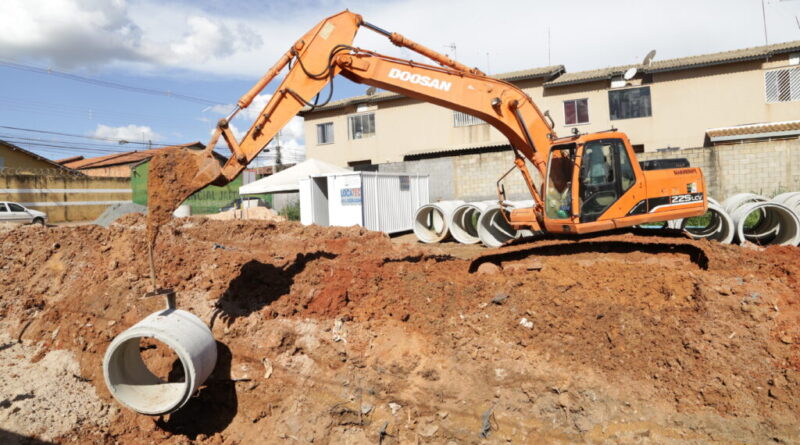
476,201,535,248
679,200,735,244
722,193,767,215
103,309,218,415
449,201,495,244
772,192,800,205
730,202,800,246
413,200,465,243
172,204,191,217
773,193,800,219
723,193,776,242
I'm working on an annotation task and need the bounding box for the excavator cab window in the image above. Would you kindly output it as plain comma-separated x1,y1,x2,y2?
545,144,576,219
578,139,634,222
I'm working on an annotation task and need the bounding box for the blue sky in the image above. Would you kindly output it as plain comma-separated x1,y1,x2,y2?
1,0,799,165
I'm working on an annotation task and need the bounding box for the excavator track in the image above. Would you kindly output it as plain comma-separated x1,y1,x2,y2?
468,228,712,273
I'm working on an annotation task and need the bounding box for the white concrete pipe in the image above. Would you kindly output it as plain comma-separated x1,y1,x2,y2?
722,193,767,215
172,204,191,217
449,201,495,244
773,193,800,219
413,200,465,243
477,201,535,248
679,200,735,244
730,202,800,246
772,192,800,205
103,309,218,415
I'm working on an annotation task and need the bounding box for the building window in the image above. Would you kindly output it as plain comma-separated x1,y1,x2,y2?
348,113,375,139
564,99,589,125
765,67,800,103
316,122,334,145
609,86,652,120
453,111,484,127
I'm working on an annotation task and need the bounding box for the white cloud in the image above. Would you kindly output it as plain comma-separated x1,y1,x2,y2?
0,0,144,68
2,0,799,78
93,124,160,143
0,0,261,72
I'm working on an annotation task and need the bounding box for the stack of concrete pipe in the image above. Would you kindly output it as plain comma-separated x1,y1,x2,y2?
659,193,800,246
414,193,800,247
721,193,800,246
413,200,537,247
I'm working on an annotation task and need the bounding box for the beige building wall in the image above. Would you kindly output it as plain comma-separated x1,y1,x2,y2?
304,54,800,166
0,145,63,172
541,55,799,150
304,79,547,167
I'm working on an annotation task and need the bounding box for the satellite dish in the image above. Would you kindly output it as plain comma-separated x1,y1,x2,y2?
642,49,657,66
623,67,638,81
366,86,377,96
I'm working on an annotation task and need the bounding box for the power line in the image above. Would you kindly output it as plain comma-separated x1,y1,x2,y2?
0,95,179,123
0,133,153,150
0,58,226,106
0,135,138,152
0,125,180,146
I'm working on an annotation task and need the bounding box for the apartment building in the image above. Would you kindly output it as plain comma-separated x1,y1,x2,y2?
302,40,800,168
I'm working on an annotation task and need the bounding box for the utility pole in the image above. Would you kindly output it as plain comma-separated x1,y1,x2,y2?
762,0,769,45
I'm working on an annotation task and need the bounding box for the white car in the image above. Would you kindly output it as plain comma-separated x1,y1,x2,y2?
0,202,47,225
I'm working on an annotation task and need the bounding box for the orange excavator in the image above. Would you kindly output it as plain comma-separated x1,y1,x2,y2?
154,10,707,238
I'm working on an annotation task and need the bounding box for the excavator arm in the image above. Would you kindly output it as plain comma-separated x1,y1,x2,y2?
162,10,558,222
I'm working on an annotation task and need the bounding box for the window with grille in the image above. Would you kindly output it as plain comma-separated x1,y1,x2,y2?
765,67,800,103
608,86,652,120
348,113,375,139
316,122,334,145
453,111,484,127
564,98,589,125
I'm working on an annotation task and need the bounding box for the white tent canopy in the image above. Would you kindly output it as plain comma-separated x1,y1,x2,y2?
239,158,351,194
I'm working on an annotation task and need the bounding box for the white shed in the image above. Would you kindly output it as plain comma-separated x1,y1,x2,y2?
299,171,429,234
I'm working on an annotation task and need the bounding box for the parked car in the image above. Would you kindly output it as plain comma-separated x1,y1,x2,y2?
219,197,269,212
0,202,47,225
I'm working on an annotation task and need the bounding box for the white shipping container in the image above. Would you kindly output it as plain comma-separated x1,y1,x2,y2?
299,172,429,234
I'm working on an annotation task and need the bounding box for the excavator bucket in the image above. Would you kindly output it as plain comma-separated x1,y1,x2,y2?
145,146,222,244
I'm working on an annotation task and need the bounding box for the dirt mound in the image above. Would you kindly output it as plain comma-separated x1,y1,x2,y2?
1,218,800,443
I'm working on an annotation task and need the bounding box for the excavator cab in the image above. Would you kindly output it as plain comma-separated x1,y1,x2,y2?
535,132,707,235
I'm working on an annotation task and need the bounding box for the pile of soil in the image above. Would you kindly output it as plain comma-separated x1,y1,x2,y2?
146,147,210,247
1,216,800,444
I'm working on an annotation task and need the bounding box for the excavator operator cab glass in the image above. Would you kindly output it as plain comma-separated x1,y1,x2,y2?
545,143,576,220
578,139,635,222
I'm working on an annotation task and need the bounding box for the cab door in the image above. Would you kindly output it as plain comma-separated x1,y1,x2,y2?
577,139,637,223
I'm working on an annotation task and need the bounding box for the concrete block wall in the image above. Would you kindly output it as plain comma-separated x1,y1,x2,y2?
378,149,541,202
378,157,454,201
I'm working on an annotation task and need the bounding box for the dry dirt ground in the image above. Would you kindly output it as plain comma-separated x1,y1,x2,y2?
1,216,800,444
